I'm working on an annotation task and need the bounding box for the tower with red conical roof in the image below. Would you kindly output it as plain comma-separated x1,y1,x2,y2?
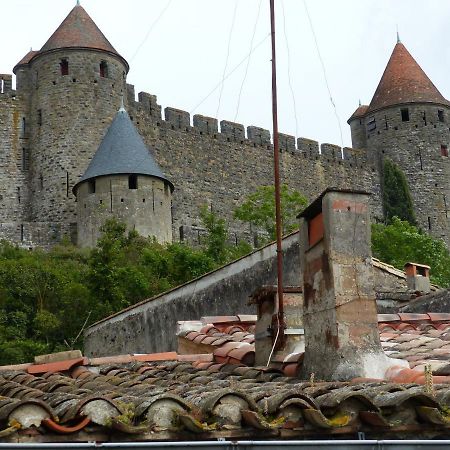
13,3,129,235
348,40,450,246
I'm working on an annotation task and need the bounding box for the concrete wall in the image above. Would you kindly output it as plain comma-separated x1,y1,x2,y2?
84,232,301,357
76,175,172,247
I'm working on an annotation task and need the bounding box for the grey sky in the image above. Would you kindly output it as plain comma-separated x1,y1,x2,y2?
1,0,449,147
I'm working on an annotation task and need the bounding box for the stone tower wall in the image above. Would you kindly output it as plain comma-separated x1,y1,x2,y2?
125,88,382,242
76,175,172,247
355,103,450,245
26,49,127,223
0,74,29,226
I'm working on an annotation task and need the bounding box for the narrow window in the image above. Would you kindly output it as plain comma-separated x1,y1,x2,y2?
66,171,69,197
441,144,449,157
438,110,445,123
384,115,388,130
21,117,26,136
401,108,410,122
37,109,42,126
88,179,96,194
99,61,108,78
128,174,138,189
0,79,4,94
428,216,432,230
39,174,43,189
422,111,427,125
367,116,376,132
17,187,21,204
60,59,69,76
20,224,24,242
22,148,28,170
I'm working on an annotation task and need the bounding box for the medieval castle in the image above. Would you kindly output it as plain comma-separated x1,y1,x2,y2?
0,4,448,248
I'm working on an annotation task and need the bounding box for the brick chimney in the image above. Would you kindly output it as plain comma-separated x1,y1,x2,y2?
404,262,431,294
298,189,405,380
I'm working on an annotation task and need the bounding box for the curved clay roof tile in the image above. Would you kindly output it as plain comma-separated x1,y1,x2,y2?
367,43,450,113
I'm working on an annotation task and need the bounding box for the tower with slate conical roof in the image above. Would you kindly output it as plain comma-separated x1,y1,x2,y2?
348,40,450,246
73,105,173,247
13,3,128,232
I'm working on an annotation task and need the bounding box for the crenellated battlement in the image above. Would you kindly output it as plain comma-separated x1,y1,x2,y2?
128,87,371,167
0,74,14,95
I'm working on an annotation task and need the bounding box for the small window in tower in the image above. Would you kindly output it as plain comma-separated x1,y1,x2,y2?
22,148,29,171
441,144,449,157
21,117,26,136
367,116,376,132
88,179,96,194
99,61,108,78
60,59,69,76
37,109,42,126
438,110,445,123
128,174,138,189
401,108,410,122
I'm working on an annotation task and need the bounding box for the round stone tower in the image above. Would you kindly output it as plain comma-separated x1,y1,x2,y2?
348,38,450,246
73,105,174,248
14,4,128,226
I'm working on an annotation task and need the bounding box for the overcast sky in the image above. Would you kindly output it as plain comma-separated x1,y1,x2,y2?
1,0,450,147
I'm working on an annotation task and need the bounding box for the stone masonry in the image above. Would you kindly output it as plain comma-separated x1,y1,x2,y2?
0,5,447,248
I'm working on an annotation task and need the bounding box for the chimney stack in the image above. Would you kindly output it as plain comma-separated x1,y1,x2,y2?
404,262,431,294
298,189,404,380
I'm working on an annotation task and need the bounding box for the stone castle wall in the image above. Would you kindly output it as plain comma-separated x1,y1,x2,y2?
350,103,450,246
76,174,172,247
24,49,127,224
126,86,382,242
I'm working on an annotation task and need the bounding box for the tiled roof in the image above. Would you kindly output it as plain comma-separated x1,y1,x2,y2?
348,105,369,121
367,42,450,113
178,313,450,382
40,5,123,60
74,108,173,192
13,50,39,72
1,360,449,441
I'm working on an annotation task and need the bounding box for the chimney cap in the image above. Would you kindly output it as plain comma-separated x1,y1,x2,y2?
297,188,371,220
404,262,431,270
248,285,302,305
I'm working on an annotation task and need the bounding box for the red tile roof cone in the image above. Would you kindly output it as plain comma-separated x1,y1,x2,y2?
367,42,450,113
40,4,126,66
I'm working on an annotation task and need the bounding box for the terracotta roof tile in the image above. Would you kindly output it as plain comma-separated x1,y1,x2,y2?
13,50,39,72
40,5,124,62
367,42,450,113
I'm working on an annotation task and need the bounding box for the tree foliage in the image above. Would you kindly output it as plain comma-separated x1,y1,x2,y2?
382,159,416,225
372,217,450,287
233,184,307,241
0,210,252,365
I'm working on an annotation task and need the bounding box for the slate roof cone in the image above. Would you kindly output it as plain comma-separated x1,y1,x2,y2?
73,106,173,193
367,42,450,113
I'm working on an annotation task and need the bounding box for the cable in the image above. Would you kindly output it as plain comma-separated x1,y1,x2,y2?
302,0,344,148
234,0,263,122
216,0,239,119
281,0,299,137
190,33,271,115
130,0,174,63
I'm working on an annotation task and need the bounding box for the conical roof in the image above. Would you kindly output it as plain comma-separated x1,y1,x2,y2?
40,4,125,63
74,107,173,193
367,42,450,113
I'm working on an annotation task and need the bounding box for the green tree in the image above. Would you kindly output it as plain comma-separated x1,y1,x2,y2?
233,184,307,241
199,205,229,264
382,159,416,225
372,217,450,287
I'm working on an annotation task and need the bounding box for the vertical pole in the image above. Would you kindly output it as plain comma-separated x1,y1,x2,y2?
270,0,284,338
